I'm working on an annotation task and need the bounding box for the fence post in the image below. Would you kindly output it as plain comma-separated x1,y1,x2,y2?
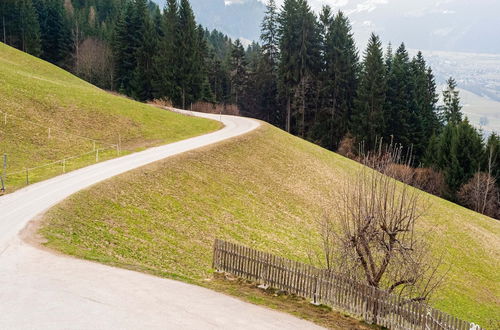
311,273,320,305
62,159,66,173
1,154,6,192
25,168,29,185
96,149,99,163
258,253,270,290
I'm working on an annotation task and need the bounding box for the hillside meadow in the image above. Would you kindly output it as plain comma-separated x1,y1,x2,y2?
0,43,220,192
39,123,500,328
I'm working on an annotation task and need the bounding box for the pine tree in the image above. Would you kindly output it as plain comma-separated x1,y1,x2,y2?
316,10,358,149
485,133,500,186
278,0,320,136
423,133,440,167
177,0,199,108
112,2,136,95
443,77,462,125
278,0,300,133
260,0,279,68
259,0,280,125
19,0,41,56
33,0,71,65
153,0,179,102
437,119,484,195
229,39,248,106
385,43,413,148
132,9,158,101
351,33,386,149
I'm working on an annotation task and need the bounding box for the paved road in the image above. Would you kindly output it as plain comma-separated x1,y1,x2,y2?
0,110,322,329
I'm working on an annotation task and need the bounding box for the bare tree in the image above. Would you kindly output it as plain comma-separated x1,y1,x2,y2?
75,37,114,89
458,172,499,219
320,147,446,305
458,145,499,219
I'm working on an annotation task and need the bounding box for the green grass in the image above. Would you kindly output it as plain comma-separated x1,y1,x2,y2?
40,124,500,328
0,42,220,192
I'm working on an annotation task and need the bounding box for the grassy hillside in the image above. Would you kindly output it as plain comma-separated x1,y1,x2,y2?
0,43,220,192
39,123,500,327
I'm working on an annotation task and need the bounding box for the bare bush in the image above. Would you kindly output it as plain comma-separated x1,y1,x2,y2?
320,150,446,308
148,99,173,108
191,102,240,115
385,163,415,185
338,134,357,160
458,172,499,219
74,37,114,89
413,168,447,197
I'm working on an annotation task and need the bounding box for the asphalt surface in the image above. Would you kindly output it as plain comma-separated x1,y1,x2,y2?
0,110,322,329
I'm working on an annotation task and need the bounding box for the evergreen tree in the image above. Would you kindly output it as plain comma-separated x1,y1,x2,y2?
132,6,158,101
384,43,413,148
229,39,248,106
278,0,320,136
278,0,300,133
315,10,358,149
423,133,440,167
177,0,200,108
260,0,279,68
436,119,484,195
485,133,500,186
153,0,179,102
33,0,71,65
351,33,386,149
19,0,41,56
443,77,462,125
112,2,136,94
259,0,280,125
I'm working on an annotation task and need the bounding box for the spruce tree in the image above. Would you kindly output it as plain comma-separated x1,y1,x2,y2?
177,0,199,108
19,0,41,56
437,119,484,195
132,10,158,101
278,0,300,133
259,0,280,125
351,33,386,149
34,0,71,65
261,0,279,68
443,77,462,125
229,39,248,106
278,0,320,136
384,43,412,148
112,2,136,94
316,10,358,149
153,0,179,102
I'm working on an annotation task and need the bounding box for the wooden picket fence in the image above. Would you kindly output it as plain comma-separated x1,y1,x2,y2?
212,239,482,330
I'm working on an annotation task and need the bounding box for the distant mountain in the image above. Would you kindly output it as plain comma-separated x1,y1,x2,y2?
153,0,265,42
156,0,500,54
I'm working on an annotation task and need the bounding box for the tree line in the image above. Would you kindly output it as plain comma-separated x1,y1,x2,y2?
1,0,498,218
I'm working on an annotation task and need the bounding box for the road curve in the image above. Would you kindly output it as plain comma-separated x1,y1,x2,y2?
0,110,322,329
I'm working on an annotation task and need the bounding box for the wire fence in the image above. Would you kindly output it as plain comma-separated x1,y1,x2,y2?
0,109,121,193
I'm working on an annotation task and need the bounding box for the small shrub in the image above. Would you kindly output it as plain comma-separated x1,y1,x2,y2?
338,134,357,160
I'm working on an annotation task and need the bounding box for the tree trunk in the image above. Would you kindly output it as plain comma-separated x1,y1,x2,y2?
286,94,291,133
2,16,6,44
182,88,186,110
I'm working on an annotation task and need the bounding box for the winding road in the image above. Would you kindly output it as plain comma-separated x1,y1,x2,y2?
0,110,322,329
